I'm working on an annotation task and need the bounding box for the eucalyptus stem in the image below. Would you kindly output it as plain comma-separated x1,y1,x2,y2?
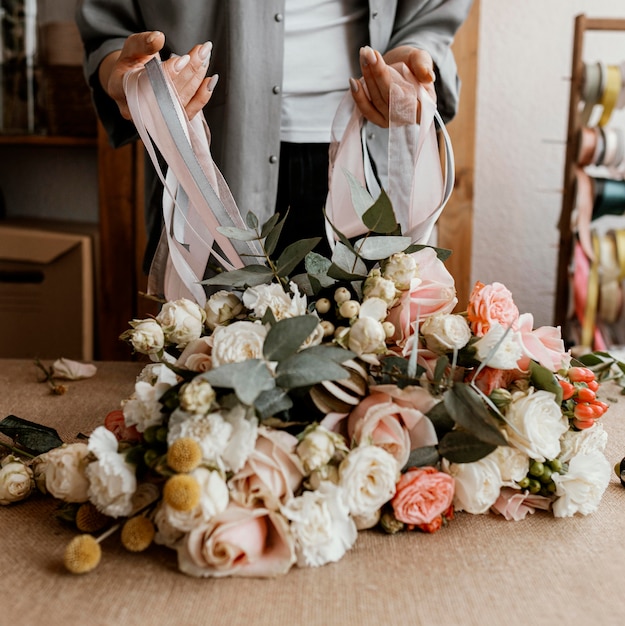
0,440,35,459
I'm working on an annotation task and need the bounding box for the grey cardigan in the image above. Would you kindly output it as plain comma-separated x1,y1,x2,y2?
76,0,472,226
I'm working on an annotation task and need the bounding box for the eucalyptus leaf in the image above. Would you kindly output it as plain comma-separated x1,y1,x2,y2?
327,263,368,282
329,242,367,279
245,212,259,229
529,361,563,405
433,355,450,385
344,168,374,220
362,188,398,234
425,401,455,439
254,388,294,420
438,430,497,463
215,226,259,242
402,445,440,470
261,306,277,327
200,360,276,406
322,207,357,253
303,345,355,363
264,212,288,256
201,265,273,288
276,238,322,277
263,316,320,362
276,352,349,389
0,415,64,455
403,243,452,262
443,383,508,446
354,236,412,260
260,212,282,238
305,253,336,290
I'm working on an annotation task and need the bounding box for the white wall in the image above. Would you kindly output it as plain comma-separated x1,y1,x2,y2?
473,0,625,327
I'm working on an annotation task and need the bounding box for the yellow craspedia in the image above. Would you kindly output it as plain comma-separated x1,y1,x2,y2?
121,516,155,552
75,502,110,533
63,534,102,574
167,437,202,473
163,474,201,512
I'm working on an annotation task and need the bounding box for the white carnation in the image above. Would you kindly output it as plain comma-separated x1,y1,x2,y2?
156,298,206,348
243,281,306,320
474,323,524,370
421,313,472,353
211,321,267,366
281,482,357,567
204,290,243,330
443,454,502,514
559,422,608,464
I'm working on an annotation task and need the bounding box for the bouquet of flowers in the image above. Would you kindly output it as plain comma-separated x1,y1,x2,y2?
0,189,621,579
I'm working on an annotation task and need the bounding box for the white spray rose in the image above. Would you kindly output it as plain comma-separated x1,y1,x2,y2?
381,252,418,290
297,426,342,474
121,318,165,355
86,427,136,517
35,443,90,502
504,389,568,462
338,445,398,518
281,481,357,567
559,422,608,464
211,320,267,366
307,464,340,491
362,269,398,306
204,290,244,330
421,313,472,353
242,281,306,320
179,378,216,414
0,455,34,505
348,317,387,356
156,298,206,348
552,450,611,517
490,444,530,486
474,323,524,370
443,454,502,514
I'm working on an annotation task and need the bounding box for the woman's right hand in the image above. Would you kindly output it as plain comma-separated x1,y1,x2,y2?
99,31,218,121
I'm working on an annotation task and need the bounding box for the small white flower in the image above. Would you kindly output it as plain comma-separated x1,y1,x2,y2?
297,426,340,474
490,444,530,486
474,323,524,370
204,290,244,330
443,454,502,514
121,318,165,355
179,378,216,414
347,317,387,356
34,443,90,502
156,298,206,349
243,281,306,320
338,445,398,518
0,455,34,505
552,450,611,517
211,320,267,366
421,313,472,353
382,252,418,291
362,269,398,306
281,481,357,567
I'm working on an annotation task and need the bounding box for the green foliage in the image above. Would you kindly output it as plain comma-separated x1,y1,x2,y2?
0,414,64,455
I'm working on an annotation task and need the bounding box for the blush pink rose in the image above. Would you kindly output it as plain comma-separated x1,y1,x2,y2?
104,409,141,443
347,389,438,467
176,337,213,372
229,427,305,510
467,281,519,337
491,487,553,520
177,504,296,578
385,248,457,350
516,313,571,373
391,466,455,526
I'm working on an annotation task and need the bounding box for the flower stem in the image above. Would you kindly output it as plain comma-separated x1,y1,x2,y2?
0,441,35,459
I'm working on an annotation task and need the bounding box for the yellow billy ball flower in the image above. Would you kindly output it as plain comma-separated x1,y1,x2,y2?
75,502,110,533
121,516,155,552
167,437,202,474
163,474,201,512
64,534,102,574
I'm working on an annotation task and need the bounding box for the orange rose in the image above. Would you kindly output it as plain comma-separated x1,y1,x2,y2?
104,409,141,443
391,466,455,526
467,281,519,337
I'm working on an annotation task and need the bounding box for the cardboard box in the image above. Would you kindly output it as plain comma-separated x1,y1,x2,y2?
0,224,94,360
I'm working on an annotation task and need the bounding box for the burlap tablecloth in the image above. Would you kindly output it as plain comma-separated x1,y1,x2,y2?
1,358,624,626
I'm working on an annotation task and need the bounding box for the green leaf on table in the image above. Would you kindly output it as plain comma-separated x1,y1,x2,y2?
216,226,259,242
0,415,64,455
362,188,398,234
354,236,412,260
200,360,275,406
443,383,507,446
254,388,294,420
403,445,440,470
263,316,320,362
201,265,273,288
276,351,349,389
276,238,322,277
438,430,497,463
245,211,259,230
529,361,563,404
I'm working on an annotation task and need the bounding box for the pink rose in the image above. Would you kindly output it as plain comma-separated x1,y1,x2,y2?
229,427,305,510
516,313,571,373
491,487,552,521
104,409,141,443
391,466,455,526
176,337,213,372
347,389,438,467
385,248,457,350
177,504,296,578
467,281,519,337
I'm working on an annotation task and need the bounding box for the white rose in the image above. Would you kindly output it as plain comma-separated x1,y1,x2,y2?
307,464,340,491
348,317,387,356
474,323,524,370
204,290,244,330
421,313,472,353
0,456,34,505
381,252,418,290
86,427,136,517
559,422,608,464
490,444,530,486
35,443,90,502
362,269,398,306
443,454,502,514
211,320,267,366
167,409,233,469
121,318,165,355
504,389,568,462
179,378,216,414
552,450,611,517
156,298,206,348
338,445,398,517
281,481,357,567
153,502,186,548
122,363,178,432
242,281,306,320
221,404,259,473
297,426,338,474
359,297,389,322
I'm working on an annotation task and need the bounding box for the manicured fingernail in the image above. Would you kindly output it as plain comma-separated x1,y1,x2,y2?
173,54,190,72
146,31,162,44
199,41,213,65
361,46,377,66
207,74,219,92
349,77,359,93
427,68,436,82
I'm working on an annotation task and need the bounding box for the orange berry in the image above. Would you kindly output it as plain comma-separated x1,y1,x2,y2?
575,387,596,403
559,380,575,401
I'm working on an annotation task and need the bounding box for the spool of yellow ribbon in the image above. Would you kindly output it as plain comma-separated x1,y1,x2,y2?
598,65,621,127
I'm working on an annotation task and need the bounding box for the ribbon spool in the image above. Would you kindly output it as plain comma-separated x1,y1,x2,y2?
598,64,622,127
580,61,604,126
592,177,625,220
581,231,605,349
597,231,623,324
577,126,599,166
